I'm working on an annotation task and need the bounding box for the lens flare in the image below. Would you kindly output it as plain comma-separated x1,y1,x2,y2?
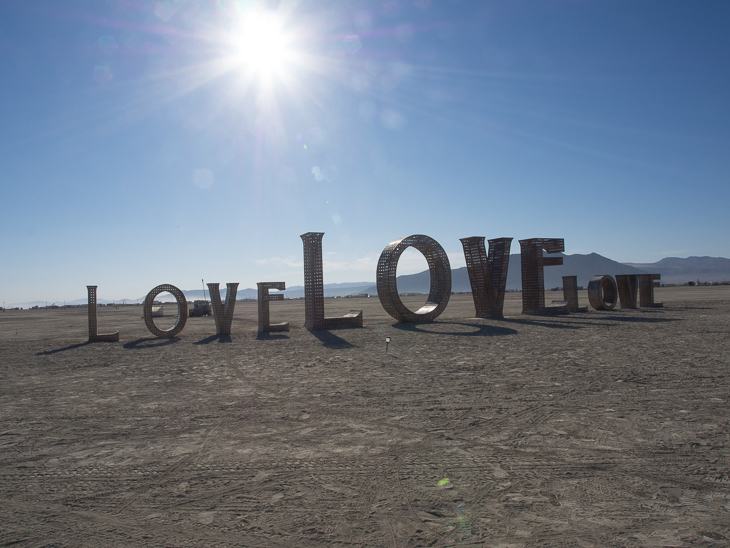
229,9,292,79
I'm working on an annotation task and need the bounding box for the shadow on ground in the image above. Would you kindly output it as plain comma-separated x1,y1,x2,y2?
36,342,92,355
256,332,290,341
308,329,358,348
393,321,518,337
123,337,181,349
193,334,232,345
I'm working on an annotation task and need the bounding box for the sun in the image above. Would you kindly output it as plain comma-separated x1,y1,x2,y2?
228,9,293,80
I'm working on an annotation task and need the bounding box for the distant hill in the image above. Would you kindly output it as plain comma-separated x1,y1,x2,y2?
625,256,730,285
262,282,375,300
144,282,375,302
11,255,730,307
145,256,730,302
361,252,648,295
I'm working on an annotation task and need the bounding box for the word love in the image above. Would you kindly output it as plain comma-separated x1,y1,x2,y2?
87,233,661,341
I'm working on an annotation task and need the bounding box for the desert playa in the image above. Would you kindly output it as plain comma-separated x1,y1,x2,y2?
2,286,730,547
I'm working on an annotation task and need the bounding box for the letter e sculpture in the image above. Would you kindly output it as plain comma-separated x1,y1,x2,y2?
258,282,290,333
638,274,663,307
519,238,566,315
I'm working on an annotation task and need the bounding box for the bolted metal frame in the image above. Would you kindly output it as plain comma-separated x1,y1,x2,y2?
208,282,239,335
519,238,564,315
86,285,119,342
143,284,188,338
257,282,289,333
301,232,363,330
377,234,451,323
615,275,639,309
638,274,663,307
587,275,618,310
460,237,512,318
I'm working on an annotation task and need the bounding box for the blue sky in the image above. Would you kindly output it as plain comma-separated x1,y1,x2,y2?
2,0,729,304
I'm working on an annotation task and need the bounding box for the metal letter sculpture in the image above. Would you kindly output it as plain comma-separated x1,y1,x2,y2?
588,275,618,310
86,285,119,342
377,234,451,322
208,282,238,335
519,238,565,315
301,232,363,330
562,275,584,313
257,282,290,333
639,274,663,307
460,237,512,318
143,284,188,338
615,275,639,309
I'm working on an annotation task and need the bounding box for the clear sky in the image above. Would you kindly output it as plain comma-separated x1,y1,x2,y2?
2,0,729,305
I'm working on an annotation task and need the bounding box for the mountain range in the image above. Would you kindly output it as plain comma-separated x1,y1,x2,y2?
360,252,644,296
12,254,730,307
625,256,730,285
249,254,730,298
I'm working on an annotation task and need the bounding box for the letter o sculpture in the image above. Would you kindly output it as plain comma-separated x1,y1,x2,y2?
143,284,188,338
377,234,451,322
588,275,618,311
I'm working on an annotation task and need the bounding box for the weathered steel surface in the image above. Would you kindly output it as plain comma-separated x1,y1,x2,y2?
460,237,512,318
377,234,451,322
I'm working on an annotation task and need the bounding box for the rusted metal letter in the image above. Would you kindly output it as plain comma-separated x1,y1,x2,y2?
460,237,512,318
257,282,289,333
87,285,119,342
519,238,565,315
377,234,451,322
588,275,618,311
143,284,188,338
301,232,363,330
208,282,239,335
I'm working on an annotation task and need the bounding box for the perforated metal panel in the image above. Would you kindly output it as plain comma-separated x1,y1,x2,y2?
616,275,638,309
301,233,362,330
587,275,618,310
376,234,451,322
257,282,289,333
519,238,564,314
208,282,238,335
639,274,663,307
562,276,580,312
460,237,512,318
86,285,119,342
143,284,188,338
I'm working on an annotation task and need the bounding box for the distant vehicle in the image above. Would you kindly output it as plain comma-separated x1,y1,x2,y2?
189,300,211,317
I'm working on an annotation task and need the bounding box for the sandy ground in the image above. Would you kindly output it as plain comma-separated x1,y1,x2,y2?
2,286,730,547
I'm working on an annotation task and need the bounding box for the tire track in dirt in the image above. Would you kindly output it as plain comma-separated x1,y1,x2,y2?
115,423,221,515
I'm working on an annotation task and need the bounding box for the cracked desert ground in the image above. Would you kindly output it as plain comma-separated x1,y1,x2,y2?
2,286,730,547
